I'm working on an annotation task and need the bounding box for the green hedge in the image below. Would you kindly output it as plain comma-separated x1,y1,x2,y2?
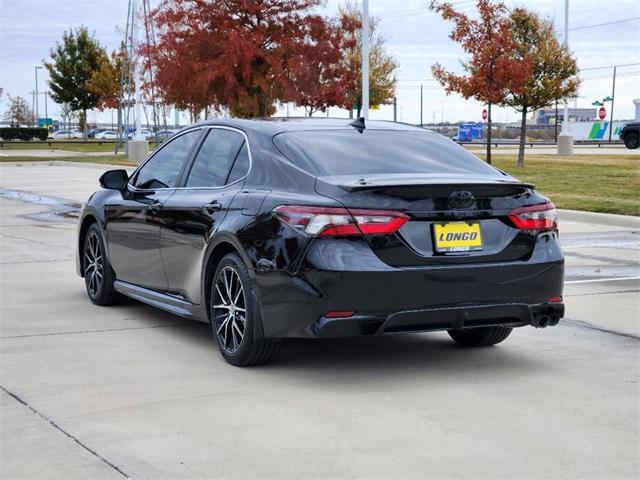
0,128,49,141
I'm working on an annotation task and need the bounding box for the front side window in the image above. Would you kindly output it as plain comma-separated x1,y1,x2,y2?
186,129,248,188
133,129,201,189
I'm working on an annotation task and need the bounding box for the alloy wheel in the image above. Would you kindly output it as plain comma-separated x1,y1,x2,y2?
84,232,104,298
212,266,246,353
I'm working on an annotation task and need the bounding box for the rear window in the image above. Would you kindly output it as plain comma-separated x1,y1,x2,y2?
273,129,500,177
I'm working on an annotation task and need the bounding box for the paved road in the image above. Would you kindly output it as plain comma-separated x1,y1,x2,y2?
1,162,638,479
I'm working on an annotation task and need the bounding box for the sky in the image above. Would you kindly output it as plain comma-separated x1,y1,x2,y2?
1,0,639,126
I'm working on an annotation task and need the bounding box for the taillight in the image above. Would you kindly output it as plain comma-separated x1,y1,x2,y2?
273,205,409,237
508,203,558,231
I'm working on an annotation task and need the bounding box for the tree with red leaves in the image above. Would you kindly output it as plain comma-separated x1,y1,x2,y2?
430,0,531,164
148,0,352,119
294,12,359,116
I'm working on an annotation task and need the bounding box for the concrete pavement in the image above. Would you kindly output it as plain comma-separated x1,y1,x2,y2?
1,161,638,479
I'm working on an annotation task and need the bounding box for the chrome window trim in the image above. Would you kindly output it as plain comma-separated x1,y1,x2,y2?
127,125,253,193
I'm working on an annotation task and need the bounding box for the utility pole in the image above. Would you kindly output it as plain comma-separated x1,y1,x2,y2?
362,0,369,120
554,99,558,142
557,0,573,155
609,65,617,142
34,66,43,125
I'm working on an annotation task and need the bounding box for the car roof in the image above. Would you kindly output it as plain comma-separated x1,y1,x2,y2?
184,117,436,136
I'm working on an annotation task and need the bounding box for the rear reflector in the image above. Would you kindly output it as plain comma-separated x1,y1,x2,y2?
273,205,409,237
324,310,357,318
508,203,558,231
548,296,563,303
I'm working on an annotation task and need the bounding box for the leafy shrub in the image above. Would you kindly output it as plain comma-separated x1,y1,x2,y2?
0,128,49,141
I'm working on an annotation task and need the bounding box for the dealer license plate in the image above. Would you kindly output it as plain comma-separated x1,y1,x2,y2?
433,222,483,253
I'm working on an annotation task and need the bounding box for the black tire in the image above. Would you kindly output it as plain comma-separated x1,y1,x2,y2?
83,223,125,306
448,326,512,347
623,132,639,149
210,253,281,366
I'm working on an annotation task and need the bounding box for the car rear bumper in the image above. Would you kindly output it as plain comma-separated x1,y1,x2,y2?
253,234,565,338
312,302,564,337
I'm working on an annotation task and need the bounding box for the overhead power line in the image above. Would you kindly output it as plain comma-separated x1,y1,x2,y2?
570,17,640,31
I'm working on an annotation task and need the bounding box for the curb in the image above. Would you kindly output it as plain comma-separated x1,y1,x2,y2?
559,209,640,229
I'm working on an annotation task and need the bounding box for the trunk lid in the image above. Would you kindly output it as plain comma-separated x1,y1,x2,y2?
315,173,544,267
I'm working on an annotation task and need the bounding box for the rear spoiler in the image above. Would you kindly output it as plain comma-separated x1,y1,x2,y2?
316,174,535,192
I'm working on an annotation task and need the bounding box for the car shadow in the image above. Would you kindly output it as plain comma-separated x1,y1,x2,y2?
124,302,547,378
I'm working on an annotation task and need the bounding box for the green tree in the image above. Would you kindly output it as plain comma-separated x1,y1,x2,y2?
87,46,130,111
44,26,106,138
340,2,398,118
3,95,33,126
505,8,579,167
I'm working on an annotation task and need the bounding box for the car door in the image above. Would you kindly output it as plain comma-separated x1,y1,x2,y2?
159,127,251,304
105,129,203,290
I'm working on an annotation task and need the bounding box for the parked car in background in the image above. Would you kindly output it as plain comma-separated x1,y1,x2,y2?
94,130,118,140
154,129,179,141
88,128,108,138
48,129,82,140
620,123,639,149
126,129,153,139
77,118,564,366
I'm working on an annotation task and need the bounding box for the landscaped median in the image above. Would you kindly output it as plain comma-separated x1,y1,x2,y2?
1,148,638,216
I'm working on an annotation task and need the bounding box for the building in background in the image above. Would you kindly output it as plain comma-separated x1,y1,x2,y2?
534,108,596,125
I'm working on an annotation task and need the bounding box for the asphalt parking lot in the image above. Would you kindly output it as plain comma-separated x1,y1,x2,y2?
1,161,638,479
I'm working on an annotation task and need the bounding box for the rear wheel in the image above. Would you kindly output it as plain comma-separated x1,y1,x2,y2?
83,223,124,306
211,253,280,366
623,132,639,149
448,326,512,347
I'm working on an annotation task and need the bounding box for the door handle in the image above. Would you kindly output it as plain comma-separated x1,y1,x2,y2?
202,201,222,214
149,200,163,214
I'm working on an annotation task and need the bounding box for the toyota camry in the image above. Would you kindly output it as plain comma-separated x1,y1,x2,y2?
76,118,564,366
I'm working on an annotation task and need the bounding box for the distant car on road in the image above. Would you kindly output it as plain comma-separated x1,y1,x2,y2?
48,129,82,140
619,123,639,149
94,130,118,140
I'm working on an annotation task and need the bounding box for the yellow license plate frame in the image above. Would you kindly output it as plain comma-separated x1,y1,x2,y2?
433,222,483,253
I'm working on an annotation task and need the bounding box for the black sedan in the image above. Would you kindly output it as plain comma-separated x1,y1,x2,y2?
76,118,564,366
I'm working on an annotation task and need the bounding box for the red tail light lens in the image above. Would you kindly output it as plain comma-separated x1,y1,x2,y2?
508,203,558,231
273,205,409,237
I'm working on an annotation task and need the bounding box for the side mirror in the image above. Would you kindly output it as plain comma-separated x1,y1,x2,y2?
99,169,129,190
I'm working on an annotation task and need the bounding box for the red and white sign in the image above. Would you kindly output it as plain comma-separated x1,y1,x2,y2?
482,108,488,121
598,106,606,120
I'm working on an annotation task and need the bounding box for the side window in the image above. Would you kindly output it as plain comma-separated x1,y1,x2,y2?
132,130,201,189
186,129,247,188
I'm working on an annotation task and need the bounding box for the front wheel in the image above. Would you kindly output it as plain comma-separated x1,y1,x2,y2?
210,253,281,366
623,132,639,149
83,223,124,306
448,326,512,347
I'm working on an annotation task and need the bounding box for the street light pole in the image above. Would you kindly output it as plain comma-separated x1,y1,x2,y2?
128,0,149,163
362,0,369,120
557,0,573,155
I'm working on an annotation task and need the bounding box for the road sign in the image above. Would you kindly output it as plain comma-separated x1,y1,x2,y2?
482,108,488,121
38,118,53,128
598,106,606,120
